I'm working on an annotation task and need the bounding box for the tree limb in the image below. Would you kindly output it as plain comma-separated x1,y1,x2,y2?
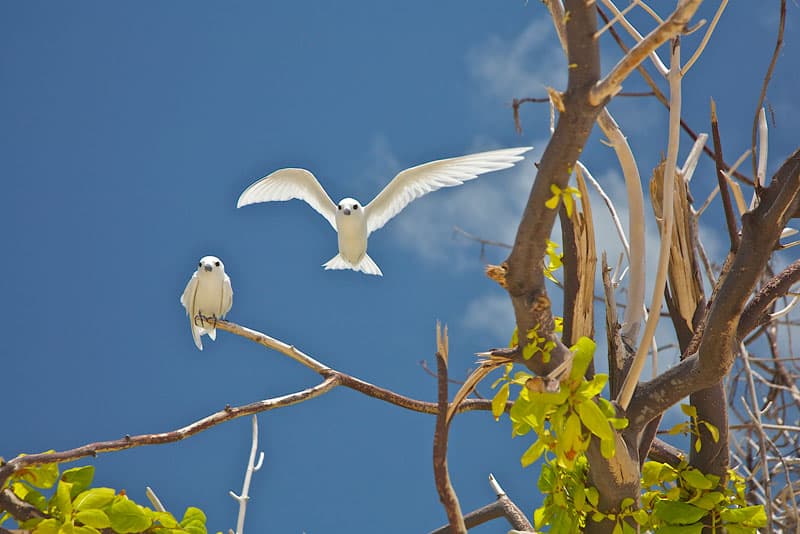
0,319,500,490
590,0,703,105
429,474,533,534
505,0,603,376
432,325,466,533
628,148,800,429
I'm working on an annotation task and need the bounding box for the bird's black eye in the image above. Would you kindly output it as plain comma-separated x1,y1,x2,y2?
337,205,342,210
198,262,202,267
215,261,220,267
353,204,358,210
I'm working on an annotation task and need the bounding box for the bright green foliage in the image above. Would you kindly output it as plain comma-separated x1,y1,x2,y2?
491,331,766,533
666,404,721,453
641,461,767,532
545,183,582,218
1,461,209,534
544,240,564,284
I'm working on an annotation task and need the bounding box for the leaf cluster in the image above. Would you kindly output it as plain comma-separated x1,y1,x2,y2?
639,460,767,533
1,457,209,534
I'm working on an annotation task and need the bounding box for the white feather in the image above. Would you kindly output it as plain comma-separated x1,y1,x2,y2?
236,168,338,230
364,147,532,234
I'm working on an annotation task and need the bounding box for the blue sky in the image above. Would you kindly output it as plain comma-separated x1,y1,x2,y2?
2,2,798,533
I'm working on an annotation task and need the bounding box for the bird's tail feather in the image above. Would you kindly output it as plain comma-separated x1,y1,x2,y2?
191,325,204,351
323,253,383,276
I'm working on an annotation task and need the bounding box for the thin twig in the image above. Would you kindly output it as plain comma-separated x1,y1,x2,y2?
229,416,265,534
591,0,702,105
710,99,741,251
597,0,668,75
752,0,786,180
595,4,754,187
756,107,769,194
432,324,466,533
429,474,533,533
681,0,728,75
740,342,774,534
145,487,166,512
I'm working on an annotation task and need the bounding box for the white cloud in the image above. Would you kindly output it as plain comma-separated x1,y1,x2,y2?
467,17,567,98
462,291,515,341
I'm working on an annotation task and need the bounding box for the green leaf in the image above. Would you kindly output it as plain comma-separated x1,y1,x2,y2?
180,506,207,534
61,467,94,499
632,509,650,526
680,404,697,419
533,506,547,529
653,500,707,524
33,518,62,534
560,412,582,455
577,374,608,399
724,525,758,534
720,505,767,527
509,327,518,348
680,468,714,490
655,525,704,534
537,463,555,493
74,509,110,529
585,486,599,507
59,522,75,534
545,194,560,210
521,440,546,468
702,421,720,443
53,480,73,517
73,488,116,511
18,461,60,490
108,498,151,533
73,526,101,534
569,337,596,380
689,491,724,510
563,194,575,218
600,437,616,458
694,437,702,453
522,342,537,360
12,481,47,511
642,462,667,487
667,422,690,435
573,484,586,512
492,383,509,420
154,512,180,528
576,400,614,441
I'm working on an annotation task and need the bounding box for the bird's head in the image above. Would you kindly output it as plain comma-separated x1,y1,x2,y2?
198,256,225,276
336,198,363,218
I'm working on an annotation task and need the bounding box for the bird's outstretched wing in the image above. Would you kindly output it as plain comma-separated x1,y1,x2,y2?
237,168,338,230
364,147,532,234
180,273,203,350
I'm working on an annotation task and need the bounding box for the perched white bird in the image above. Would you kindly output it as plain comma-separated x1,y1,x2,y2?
237,146,533,276
180,255,233,350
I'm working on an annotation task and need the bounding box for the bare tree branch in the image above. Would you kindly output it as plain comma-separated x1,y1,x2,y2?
432,325,466,534
429,474,533,534
0,319,502,490
628,148,800,429
590,0,702,105
505,0,603,376
711,99,741,251
751,0,786,180
739,258,800,337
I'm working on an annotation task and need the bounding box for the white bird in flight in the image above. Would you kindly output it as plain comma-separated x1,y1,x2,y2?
180,255,233,350
237,146,533,276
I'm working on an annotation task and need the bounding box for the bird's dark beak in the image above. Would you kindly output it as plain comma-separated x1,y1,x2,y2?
343,208,351,216
203,264,213,272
